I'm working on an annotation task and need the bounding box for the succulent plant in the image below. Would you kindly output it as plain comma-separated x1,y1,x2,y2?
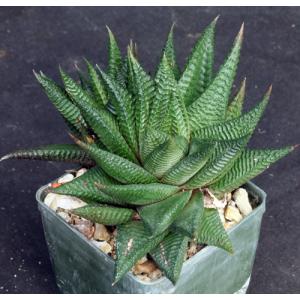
1,18,296,285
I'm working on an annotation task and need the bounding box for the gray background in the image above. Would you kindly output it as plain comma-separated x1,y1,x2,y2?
0,7,299,293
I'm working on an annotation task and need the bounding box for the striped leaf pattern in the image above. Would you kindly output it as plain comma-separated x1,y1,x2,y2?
114,221,167,283
72,204,134,225
51,167,121,204
150,232,189,284
192,87,271,140
188,24,243,131
138,191,192,236
197,208,233,253
179,18,217,106
0,144,94,167
94,183,180,205
107,27,122,79
210,146,294,194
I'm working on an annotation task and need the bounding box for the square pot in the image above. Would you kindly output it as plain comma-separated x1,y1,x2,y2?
36,181,266,294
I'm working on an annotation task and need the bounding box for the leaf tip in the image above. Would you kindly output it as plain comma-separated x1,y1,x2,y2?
213,15,220,25
0,154,10,162
236,22,244,42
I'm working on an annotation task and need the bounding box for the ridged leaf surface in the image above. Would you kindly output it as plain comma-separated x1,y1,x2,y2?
138,191,192,236
114,221,167,283
171,191,204,238
75,140,157,184
185,136,249,189
197,208,233,253
162,140,215,185
188,25,243,130
210,147,293,194
179,19,217,106
144,136,189,178
100,70,138,153
94,183,180,205
51,167,120,204
150,232,189,284
226,78,246,120
192,87,270,140
72,204,134,225
0,144,94,167
107,27,122,79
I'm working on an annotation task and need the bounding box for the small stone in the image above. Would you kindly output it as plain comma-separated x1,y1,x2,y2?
76,168,87,177
233,188,252,216
187,241,197,258
93,224,110,241
133,260,157,275
148,268,162,280
58,173,74,184
44,193,56,207
136,256,148,265
218,208,226,224
57,211,71,223
99,241,112,254
73,218,94,239
48,194,86,211
225,205,243,223
224,221,237,230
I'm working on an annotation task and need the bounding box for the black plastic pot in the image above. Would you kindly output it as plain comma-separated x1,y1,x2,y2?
36,181,266,293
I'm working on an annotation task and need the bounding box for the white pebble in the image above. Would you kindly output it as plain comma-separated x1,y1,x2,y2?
225,205,243,223
93,224,110,241
58,173,74,184
47,194,86,211
76,168,87,177
233,188,252,216
92,240,112,254
44,193,57,207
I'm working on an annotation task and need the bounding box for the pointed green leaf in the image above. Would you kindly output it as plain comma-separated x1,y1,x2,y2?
85,59,108,106
95,183,180,205
138,191,192,236
0,144,94,167
148,54,175,132
162,140,215,185
74,139,157,184
144,136,189,178
107,27,122,80
163,24,181,79
51,167,121,205
60,67,100,110
35,72,87,135
226,78,246,120
209,146,294,194
100,70,138,153
192,87,271,141
74,96,137,163
197,208,233,253
188,24,243,130
140,129,169,162
185,136,249,189
129,52,155,145
76,67,92,93
179,18,217,106
150,232,189,284
169,85,190,139
72,204,134,225
171,191,204,238
114,221,167,284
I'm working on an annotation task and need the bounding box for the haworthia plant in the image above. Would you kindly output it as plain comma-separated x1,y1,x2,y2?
1,19,296,285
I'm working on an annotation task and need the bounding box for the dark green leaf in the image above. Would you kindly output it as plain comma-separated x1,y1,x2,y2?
150,232,189,284
188,24,243,130
0,144,94,167
171,191,204,238
197,208,233,253
144,136,189,178
107,27,122,80
114,221,167,284
72,204,134,225
209,146,294,194
94,183,180,206
138,191,192,236
179,18,217,106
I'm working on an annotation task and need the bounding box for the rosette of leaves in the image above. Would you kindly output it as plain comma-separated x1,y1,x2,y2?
1,19,296,285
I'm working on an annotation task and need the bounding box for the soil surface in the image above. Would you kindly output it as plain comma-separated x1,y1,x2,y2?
0,7,299,294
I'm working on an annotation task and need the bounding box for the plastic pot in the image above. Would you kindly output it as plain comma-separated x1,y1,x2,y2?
36,181,266,293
